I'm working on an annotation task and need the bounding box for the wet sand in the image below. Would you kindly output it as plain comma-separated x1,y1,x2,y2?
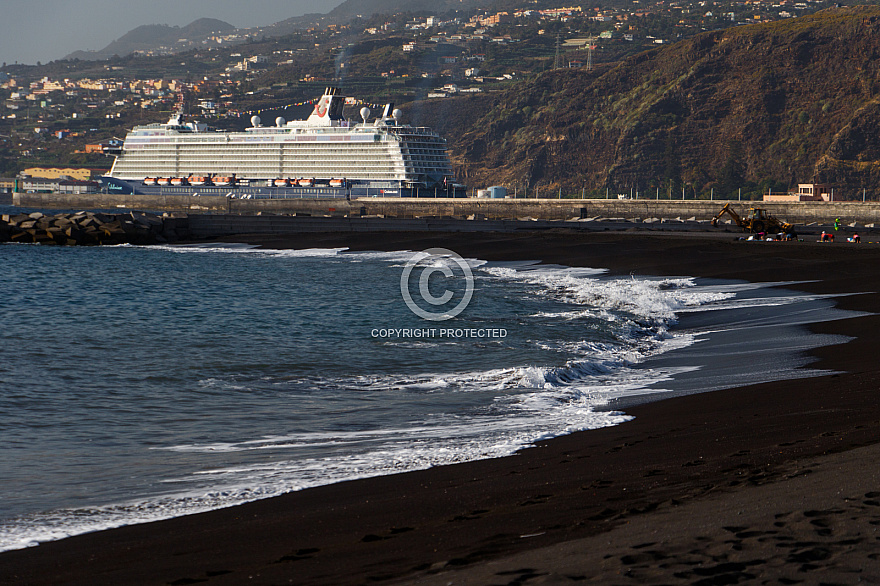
3,229,880,585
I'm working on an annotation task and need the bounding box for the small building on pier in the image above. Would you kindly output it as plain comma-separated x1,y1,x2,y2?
763,183,832,202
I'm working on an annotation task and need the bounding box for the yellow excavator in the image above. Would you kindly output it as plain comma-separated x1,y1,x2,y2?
711,203,796,235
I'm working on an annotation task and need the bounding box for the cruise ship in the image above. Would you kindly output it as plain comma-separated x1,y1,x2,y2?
100,88,461,199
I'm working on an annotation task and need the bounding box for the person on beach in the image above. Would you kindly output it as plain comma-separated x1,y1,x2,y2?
834,218,841,231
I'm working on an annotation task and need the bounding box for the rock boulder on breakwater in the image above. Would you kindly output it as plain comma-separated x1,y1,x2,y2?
0,211,190,245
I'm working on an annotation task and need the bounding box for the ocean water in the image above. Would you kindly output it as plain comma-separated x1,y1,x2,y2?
0,238,861,551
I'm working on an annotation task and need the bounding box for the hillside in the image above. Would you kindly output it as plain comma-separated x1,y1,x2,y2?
66,18,235,60
328,0,485,18
58,0,485,62
441,6,880,197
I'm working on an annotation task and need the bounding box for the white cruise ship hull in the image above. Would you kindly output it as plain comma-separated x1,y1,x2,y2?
103,88,459,199
99,177,463,199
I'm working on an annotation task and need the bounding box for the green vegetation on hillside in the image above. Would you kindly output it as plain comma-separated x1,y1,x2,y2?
4,0,880,199
441,5,880,199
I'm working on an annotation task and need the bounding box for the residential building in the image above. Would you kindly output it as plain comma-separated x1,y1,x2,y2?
22,167,95,181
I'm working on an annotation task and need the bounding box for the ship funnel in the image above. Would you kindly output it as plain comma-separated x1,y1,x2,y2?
382,103,394,118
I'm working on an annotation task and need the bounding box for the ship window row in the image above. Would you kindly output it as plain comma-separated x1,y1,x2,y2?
116,163,415,176
124,147,413,158
126,145,406,153
402,151,448,158
124,140,431,150
128,138,406,147
117,159,449,172
120,164,450,175
117,156,409,166
128,135,400,146
401,147,446,155
121,155,410,166
403,137,446,142
120,158,410,170
394,138,447,147
121,151,407,162
117,164,413,174
118,153,407,163
120,171,411,180
121,171,416,180
402,145,448,152
403,155,449,162
118,154,447,166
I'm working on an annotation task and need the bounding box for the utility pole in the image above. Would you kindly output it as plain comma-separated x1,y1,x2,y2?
554,34,561,70
587,37,594,71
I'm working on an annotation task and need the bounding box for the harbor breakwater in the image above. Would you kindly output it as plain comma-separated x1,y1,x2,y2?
0,212,655,245
11,192,880,225
3,211,869,246
1,211,189,245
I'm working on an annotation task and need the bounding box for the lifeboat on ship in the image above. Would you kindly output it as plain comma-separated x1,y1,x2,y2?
143,177,158,186
297,178,314,187
213,175,237,187
188,175,211,186
170,177,188,186
156,177,171,186
329,178,346,188
274,178,291,187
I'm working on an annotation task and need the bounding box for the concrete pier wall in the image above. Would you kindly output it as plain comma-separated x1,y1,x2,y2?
357,198,880,225
11,193,880,225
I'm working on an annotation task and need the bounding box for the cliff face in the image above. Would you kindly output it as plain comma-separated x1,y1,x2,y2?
432,6,880,196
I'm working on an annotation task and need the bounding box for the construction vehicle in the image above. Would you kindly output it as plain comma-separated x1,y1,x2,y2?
711,203,796,235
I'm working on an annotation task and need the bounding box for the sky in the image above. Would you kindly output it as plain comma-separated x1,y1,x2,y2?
0,0,343,66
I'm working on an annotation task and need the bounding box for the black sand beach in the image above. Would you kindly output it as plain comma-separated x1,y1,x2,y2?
3,229,880,585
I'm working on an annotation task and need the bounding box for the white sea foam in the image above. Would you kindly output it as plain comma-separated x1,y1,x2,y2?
0,251,860,553
482,266,734,321
150,243,350,257
0,390,633,552
0,332,679,552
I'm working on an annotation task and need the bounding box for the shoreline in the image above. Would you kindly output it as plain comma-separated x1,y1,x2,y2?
3,229,880,585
